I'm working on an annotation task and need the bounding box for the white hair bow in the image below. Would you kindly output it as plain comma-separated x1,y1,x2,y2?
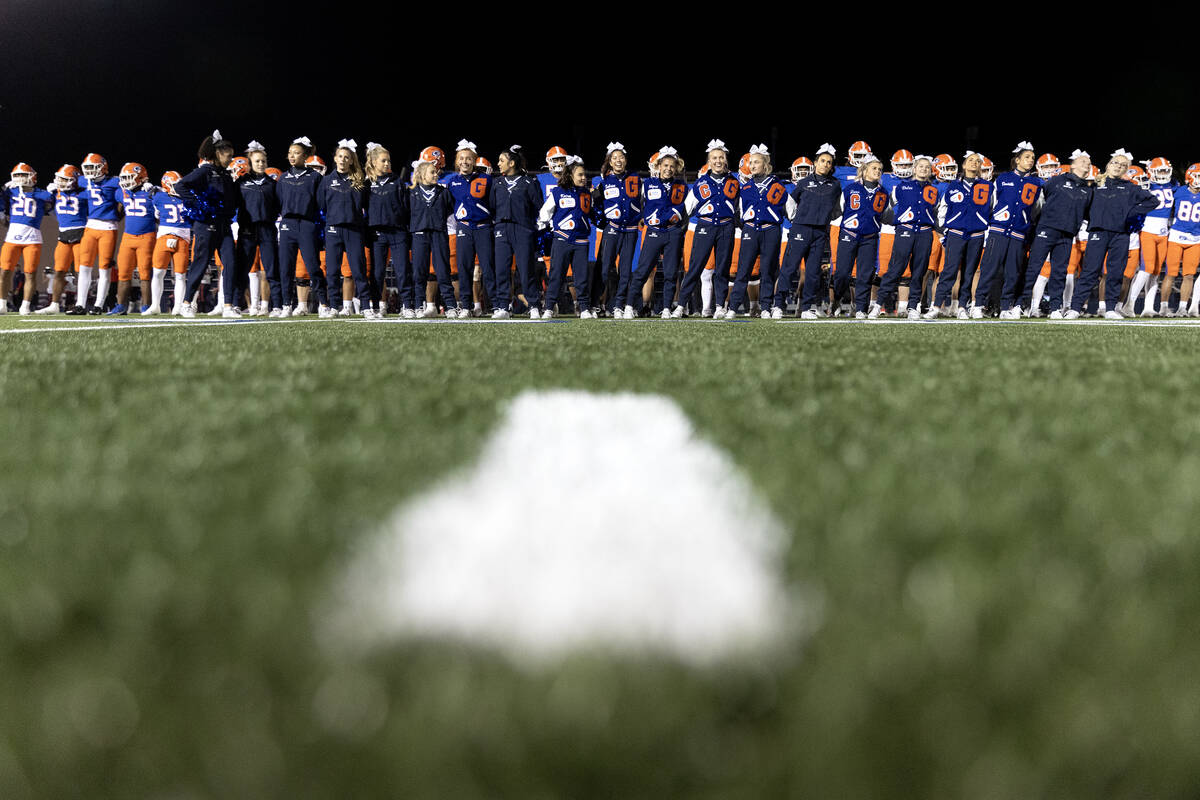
212,129,224,142
658,146,678,158
293,136,313,148
1111,148,1133,160
860,155,881,166
366,142,383,153
509,144,522,151
338,138,357,151
749,144,769,155
964,150,978,158
1013,141,1034,153
456,139,478,152
914,154,933,163
246,140,265,153
1069,149,1091,161
605,141,626,155
706,139,728,153
411,160,421,169
816,143,836,157
566,155,583,166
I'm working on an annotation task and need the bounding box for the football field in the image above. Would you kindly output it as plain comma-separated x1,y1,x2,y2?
3,314,1200,798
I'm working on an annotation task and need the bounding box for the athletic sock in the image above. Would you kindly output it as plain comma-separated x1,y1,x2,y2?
76,266,93,307
151,268,165,311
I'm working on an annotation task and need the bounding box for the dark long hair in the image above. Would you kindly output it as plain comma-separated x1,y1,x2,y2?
1010,149,1034,171
600,147,626,176
557,163,584,190
198,133,234,163
501,145,527,175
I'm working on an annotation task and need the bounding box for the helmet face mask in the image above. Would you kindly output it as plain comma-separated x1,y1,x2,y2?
980,158,994,181
933,155,957,182
82,154,107,180
55,175,75,191
119,163,145,191
305,155,326,176
1149,158,1173,184
1036,154,1060,180
790,158,812,181
160,171,181,195
1188,165,1200,190
11,166,35,189
848,141,872,167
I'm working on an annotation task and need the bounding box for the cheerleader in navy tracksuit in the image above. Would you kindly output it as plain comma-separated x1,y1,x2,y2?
277,136,328,316
538,157,598,319
409,160,463,318
781,146,841,319
446,140,506,318
834,155,890,317
174,131,241,318
490,145,544,318
318,139,374,319
728,145,793,320
1071,149,1158,318
1018,150,1091,318
593,142,642,317
623,147,688,319
874,156,939,319
237,141,281,316
364,143,416,317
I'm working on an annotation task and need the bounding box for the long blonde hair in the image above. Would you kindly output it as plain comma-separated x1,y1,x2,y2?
336,147,366,191
365,147,390,181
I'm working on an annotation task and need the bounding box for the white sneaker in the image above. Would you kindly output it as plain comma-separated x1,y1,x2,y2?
612,306,624,319
955,308,969,320
660,308,671,319
140,305,156,316
35,301,59,315
492,308,510,319
456,306,471,319
1064,309,1081,320
1141,306,1158,318
180,302,196,319
712,305,726,319
623,305,635,319
771,307,783,320
854,310,867,320
318,305,333,319
268,308,282,318
361,309,380,320
206,304,223,316
579,310,595,319
867,302,882,318
19,301,31,315
542,308,554,320
907,308,921,320
1048,309,1064,320
248,305,264,317
400,307,416,319
529,307,540,320
419,304,437,318
922,307,940,320
338,304,352,317
293,304,309,316
700,307,713,318
352,298,361,313
800,309,818,320
1104,310,1124,320
671,305,685,319
222,305,242,319
760,309,771,319
969,306,983,319
722,308,736,320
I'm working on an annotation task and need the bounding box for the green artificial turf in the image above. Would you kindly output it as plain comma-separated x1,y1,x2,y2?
2,316,1200,799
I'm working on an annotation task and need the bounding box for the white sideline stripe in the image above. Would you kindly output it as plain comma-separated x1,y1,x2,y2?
322,390,798,667
775,318,1200,327
0,320,287,335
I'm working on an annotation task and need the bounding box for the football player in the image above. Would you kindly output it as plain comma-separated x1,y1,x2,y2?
42,165,88,314
151,171,192,315
1159,163,1200,316
1134,156,1176,315
74,153,123,314
1,164,54,314
111,162,157,315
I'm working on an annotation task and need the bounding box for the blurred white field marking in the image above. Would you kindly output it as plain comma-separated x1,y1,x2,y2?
0,320,274,334
323,390,798,666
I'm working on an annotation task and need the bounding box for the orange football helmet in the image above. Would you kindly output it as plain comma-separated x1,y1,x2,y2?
545,145,569,174
82,153,107,180
119,162,147,191
1186,163,1200,189
419,146,446,169
738,153,753,180
698,164,710,177
160,170,181,195
980,156,994,180
890,149,915,178
1036,153,1060,179
10,163,35,189
933,154,957,181
848,140,872,167
305,155,326,175
1147,157,1173,184
227,156,250,181
265,167,282,182
648,150,662,178
1125,164,1148,189
54,164,81,191
1086,165,1099,181
476,156,492,174
790,156,813,181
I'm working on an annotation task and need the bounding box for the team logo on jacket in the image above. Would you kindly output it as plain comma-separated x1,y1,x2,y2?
559,196,576,209
647,187,662,200
604,186,619,199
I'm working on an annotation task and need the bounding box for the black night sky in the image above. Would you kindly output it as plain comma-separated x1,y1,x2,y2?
1,1,1191,181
